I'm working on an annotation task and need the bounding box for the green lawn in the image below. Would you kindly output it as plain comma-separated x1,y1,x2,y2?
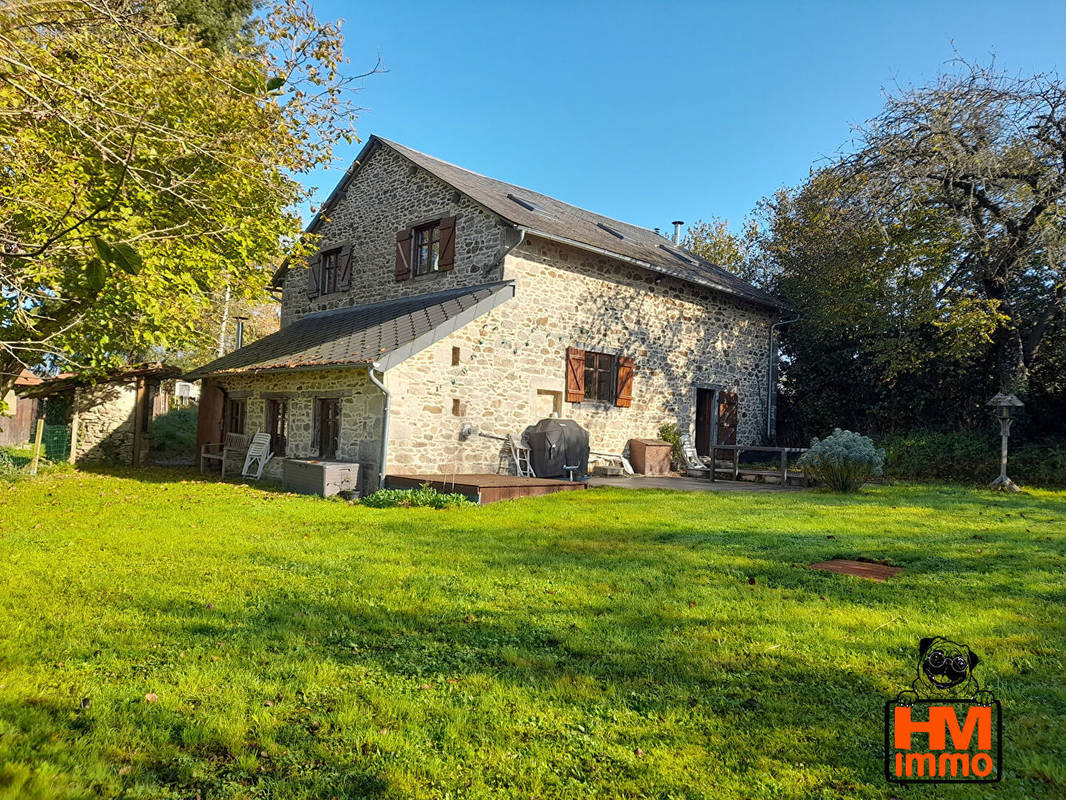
1,470,1064,799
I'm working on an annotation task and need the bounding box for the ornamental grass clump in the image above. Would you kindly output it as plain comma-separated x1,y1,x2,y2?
799,429,885,492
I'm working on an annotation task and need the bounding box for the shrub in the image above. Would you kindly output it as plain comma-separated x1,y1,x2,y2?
361,484,474,509
798,428,885,492
880,430,1066,487
657,423,684,470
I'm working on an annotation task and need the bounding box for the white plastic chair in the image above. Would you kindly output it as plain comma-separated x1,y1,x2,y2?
679,433,710,475
506,434,535,477
241,432,274,480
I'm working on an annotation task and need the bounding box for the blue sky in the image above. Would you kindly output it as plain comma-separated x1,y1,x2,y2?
303,0,1064,235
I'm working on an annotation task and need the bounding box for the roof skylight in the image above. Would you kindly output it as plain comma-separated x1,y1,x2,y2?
507,193,547,214
596,222,625,239
658,244,698,266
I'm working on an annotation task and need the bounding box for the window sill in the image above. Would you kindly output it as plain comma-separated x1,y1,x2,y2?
572,400,620,410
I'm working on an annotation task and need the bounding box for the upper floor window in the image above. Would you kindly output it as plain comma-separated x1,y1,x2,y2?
395,217,456,281
413,222,440,276
308,245,351,298
320,248,341,294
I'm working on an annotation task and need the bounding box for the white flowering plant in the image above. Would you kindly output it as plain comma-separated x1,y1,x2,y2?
798,428,885,492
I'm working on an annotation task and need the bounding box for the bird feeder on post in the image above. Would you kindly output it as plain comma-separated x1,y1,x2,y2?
987,393,1024,493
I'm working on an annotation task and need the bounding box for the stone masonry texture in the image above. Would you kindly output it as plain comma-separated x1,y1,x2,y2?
386,236,774,474
221,142,777,484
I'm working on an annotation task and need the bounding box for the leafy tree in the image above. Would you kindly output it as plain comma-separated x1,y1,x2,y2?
166,0,257,51
759,171,1004,441
0,0,367,398
844,61,1066,394
681,217,764,285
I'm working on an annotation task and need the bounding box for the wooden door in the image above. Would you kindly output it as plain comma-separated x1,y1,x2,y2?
695,388,714,457
196,382,225,460
716,391,739,449
316,398,340,460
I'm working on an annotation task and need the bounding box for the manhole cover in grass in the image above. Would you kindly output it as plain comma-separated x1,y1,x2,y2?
809,559,902,581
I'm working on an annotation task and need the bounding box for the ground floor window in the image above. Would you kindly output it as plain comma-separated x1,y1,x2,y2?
583,351,616,404
315,397,341,459
565,347,634,407
267,398,288,456
225,397,246,435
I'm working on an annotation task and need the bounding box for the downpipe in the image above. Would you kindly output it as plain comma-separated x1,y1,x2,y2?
765,313,801,442
368,364,390,489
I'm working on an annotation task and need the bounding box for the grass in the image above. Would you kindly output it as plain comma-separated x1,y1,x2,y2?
0,469,1064,799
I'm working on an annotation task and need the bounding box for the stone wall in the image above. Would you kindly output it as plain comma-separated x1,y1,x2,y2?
73,381,139,464
384,235,776,474
281,144,514,327
212,368,383,492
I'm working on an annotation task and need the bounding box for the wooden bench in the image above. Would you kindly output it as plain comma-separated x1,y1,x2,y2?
708,445,808,485
200,432,252,477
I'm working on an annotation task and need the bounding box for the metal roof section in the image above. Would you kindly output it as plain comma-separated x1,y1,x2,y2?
185,281,515,379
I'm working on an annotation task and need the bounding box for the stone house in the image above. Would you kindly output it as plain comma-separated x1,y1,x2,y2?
187,136,786,492
18,364,181,464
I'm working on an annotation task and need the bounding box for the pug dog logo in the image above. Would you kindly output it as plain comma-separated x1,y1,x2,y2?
885,637,1002,783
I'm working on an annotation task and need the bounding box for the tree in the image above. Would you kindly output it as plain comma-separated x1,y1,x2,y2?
758,171,1004,441
845,61,1066,394
681,217,764,285
0,0,369,398
166,0,256,51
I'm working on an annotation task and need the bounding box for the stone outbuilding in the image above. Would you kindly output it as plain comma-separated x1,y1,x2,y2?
18,364,181,465
186,135,788,493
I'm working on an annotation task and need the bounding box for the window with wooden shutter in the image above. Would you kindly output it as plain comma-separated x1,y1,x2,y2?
307,254,321,297
565,347,585,402
615,356,634,407
583,351,616,403
319,248,341,294
438,216,456,271
336,244,353,291
395,228,412,281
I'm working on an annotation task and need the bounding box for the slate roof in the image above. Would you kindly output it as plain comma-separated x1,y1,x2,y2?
185,281,515,380
291,135,782,310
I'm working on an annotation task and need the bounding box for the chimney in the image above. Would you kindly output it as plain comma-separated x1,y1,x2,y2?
671,220,684,245
234,316,248,350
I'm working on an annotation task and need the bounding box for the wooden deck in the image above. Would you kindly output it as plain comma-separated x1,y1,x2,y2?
385,473,587,504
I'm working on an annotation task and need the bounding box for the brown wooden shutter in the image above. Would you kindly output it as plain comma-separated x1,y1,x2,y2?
565,347,585,402
337,244,353,290
438,216,456,271
307,253,321,297
716,391,739,446
395,228,412,281
615,356,634,408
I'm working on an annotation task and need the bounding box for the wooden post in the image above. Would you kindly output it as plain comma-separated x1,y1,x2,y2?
29,418,44,475
780,449,788,484
132,378,146,467
68,409,79,464
68,389,80,464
